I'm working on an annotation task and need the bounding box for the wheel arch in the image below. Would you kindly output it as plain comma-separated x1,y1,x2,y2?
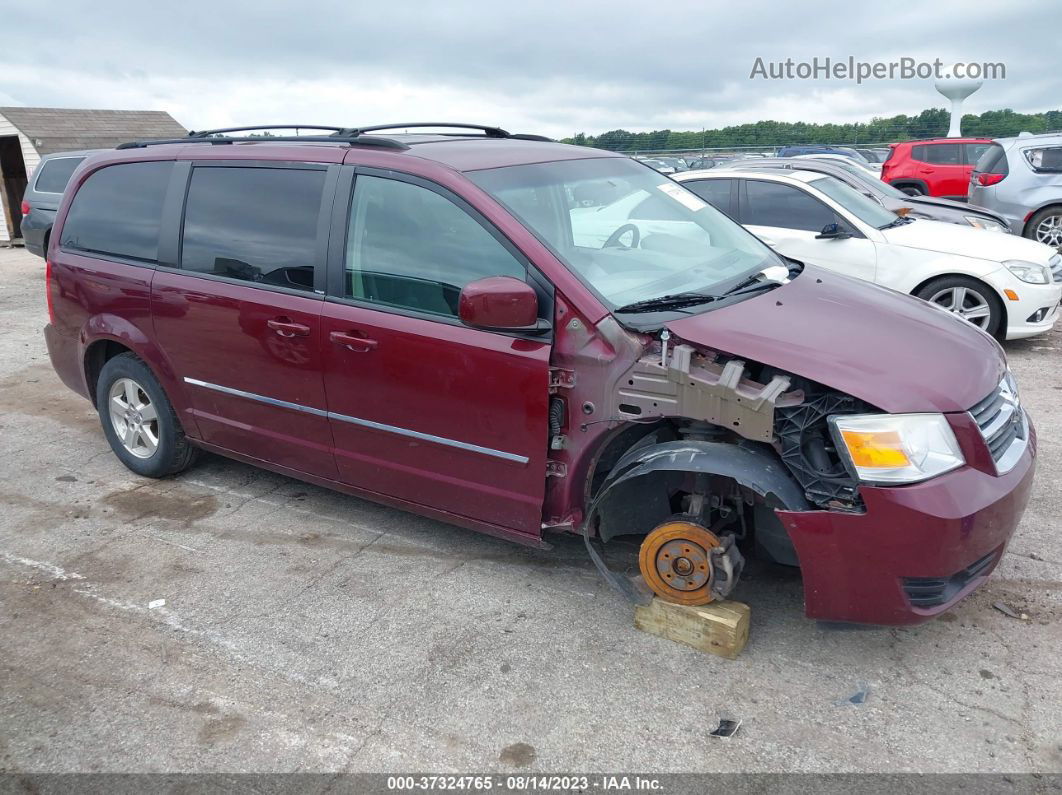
909,272,1007,337
580,438,811,602
80,316,195,435
586,438,810,541
1022,202,1062,238
889,177,929,194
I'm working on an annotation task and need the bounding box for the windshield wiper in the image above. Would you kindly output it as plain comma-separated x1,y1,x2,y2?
614,292,719,314
879,216,915,229
615,275,786,314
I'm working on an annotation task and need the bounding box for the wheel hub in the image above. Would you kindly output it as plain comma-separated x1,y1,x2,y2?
108,377,159,459
638,520,721,606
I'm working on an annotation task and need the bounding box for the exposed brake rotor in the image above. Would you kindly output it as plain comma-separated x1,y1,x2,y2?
638,520,721,606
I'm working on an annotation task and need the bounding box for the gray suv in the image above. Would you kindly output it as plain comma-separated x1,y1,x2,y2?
21,150,96,258
969,132,1062,249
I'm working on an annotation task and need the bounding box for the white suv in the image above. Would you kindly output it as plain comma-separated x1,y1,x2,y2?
675,168,1062,340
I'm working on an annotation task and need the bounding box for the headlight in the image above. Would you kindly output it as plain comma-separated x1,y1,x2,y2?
965,216,1007,233
1004,260,1051,284
830,413,964,484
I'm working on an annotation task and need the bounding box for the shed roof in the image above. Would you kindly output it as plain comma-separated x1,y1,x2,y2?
0,107,186,154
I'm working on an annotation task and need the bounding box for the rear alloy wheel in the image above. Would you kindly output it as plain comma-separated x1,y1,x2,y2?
638,519,721,606
1026,207,1062,249
108,377,159,459
96,353,198,478
915,276,1001,337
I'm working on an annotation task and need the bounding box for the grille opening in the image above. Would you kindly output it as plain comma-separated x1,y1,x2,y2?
969,378,1026,469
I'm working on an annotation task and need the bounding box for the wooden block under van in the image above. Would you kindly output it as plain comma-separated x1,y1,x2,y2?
634,598,750,659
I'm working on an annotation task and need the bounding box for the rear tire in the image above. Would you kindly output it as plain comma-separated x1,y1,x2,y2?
1024,206,1062,249
95,353,198,478
899,185,925,197
915,276,1002,338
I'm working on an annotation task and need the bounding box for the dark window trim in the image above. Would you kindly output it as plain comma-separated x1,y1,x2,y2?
738,178,864,238
55,249,159,269
167,160,336,296
153,263,327,301
325,165,554,338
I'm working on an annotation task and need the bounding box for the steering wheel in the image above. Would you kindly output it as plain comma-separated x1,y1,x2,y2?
603,223,641,249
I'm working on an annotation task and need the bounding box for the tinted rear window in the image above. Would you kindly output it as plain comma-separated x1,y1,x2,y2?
60,161,173,263
34,157,85,194
180,166,326,293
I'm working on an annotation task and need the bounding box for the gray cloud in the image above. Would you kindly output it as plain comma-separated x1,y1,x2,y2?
1,0,1057,137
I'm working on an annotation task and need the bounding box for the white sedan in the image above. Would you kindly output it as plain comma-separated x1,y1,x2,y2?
674,168,1062,340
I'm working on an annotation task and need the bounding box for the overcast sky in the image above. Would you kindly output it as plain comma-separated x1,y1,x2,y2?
1,0,1057,138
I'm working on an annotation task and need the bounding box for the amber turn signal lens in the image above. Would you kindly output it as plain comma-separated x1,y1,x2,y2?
1004,289,1020,301
839,429,910,469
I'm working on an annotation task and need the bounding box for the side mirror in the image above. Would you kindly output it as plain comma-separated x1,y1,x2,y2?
458,276,548,333
815,222,852,240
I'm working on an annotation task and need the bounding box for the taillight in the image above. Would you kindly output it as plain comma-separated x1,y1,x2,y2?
20,199,30,216
45,260,56,325
977,173,1006,186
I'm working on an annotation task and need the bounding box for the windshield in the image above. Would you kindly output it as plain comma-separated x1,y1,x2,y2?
809,175,901,229
469,158,782,309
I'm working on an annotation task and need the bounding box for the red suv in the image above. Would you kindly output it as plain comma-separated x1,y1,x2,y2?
43,123,1035,626
882,137,993,199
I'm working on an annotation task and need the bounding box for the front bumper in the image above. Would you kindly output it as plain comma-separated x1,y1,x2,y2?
777,422,1036,625
981,268,1062,340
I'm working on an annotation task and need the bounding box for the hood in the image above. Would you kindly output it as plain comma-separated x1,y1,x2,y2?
881,217,1057,263
905,196,1009,224
666,265,1004,413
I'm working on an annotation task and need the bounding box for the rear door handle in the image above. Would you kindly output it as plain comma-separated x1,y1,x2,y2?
330,330,378,352
267,317,311,337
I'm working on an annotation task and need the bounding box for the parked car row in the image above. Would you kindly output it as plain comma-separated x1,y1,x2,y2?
719,156,1011,232
675,167,1061,340
969,132,1062,246
34,123,1045,629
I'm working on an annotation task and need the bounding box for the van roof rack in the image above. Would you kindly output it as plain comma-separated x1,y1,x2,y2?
116,123,553,150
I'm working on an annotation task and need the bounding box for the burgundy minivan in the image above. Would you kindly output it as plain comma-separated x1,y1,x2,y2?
43,124,1035,625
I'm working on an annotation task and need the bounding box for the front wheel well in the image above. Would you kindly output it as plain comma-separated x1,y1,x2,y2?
586,435,809,566
84,340,136,408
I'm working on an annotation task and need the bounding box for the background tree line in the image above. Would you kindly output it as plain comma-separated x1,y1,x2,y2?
562,108,1062,151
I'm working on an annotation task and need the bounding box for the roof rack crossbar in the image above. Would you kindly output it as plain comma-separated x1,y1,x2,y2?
116,134,410,151
187,125,350,138
344,122,512,138
116,122,554,151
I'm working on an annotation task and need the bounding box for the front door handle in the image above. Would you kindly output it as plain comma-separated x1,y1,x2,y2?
330,330,378,352
267,317,311,337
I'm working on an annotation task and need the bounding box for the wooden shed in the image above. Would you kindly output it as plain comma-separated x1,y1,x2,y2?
0,107,186,243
